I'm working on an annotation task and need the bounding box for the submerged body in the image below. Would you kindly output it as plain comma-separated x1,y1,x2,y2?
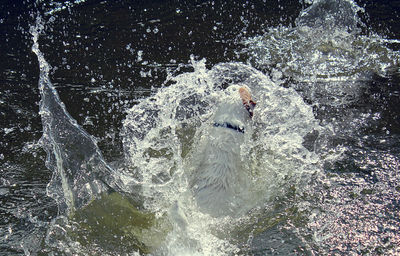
190,87,255,217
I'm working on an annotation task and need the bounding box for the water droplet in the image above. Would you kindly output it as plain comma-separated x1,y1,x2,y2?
0,187,9,196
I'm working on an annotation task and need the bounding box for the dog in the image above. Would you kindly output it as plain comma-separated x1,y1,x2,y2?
189,86,256,217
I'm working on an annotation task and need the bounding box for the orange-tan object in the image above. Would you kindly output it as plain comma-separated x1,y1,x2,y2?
239,87,256,117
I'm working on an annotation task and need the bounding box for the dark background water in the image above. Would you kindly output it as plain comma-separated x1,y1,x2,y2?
1,0,399,255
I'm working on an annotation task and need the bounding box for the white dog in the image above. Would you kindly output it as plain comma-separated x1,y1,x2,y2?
190,86,256,217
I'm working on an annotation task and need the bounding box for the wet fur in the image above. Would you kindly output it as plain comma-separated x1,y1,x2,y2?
190,93,252,217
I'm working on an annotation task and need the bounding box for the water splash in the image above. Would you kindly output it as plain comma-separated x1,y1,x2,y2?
123,59,321,254
243,0,399,84
30,15,133,216
241,0,400,254
29,0,400,254
242,0,400,161
31,11,321,252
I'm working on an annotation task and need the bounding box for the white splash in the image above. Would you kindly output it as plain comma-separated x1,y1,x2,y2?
123,59,321,254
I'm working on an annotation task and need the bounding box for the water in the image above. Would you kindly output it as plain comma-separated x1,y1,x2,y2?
1,0,400,255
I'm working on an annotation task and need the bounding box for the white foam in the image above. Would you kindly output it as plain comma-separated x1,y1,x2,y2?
122,59,321,254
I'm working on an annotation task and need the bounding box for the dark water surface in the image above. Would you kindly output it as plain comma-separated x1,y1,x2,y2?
1,0,400,255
